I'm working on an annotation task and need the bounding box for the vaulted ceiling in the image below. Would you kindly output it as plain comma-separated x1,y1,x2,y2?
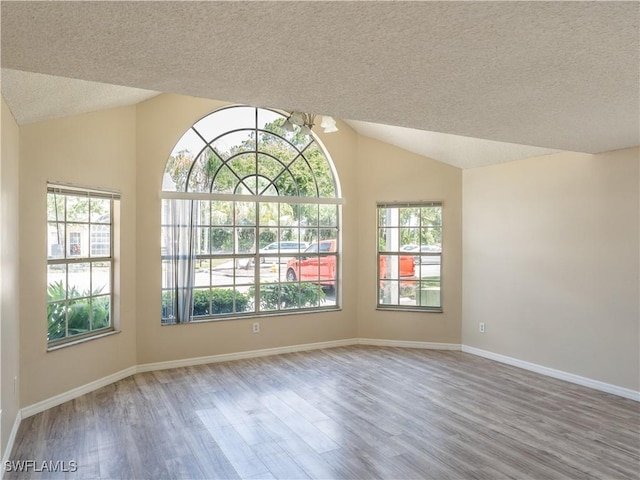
2,1,638,168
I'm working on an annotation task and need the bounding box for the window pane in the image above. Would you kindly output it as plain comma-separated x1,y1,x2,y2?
170,127,207,160
68,262,90,298
400,282,418,307
420,227,442,248
235,202,256,226
379,228,401,252
67,299,90,336
236,228,256,253
319,205,337,227
193,288,212,317
92,262,111,295
211,257,235,285
305,143,336,198
257,152,287,182
187,148,220,193
399,207,420,227
400,228,419,248
211,228,233,253
90,198,111,223
380,255,399,280
211,165,237,194
198,200,211,225
194,259,211,287
288,158,317,197
259,202,279,227
48,222,65,259
67,224,89,258
47,264,66,301
421,206,442,226
47,193,65,222
90,224,110,257
259,283,282,312
319,228,337,242
162,289,175,321
66,195,89,222
91,295,111,330
193,106,256,147
417,279,441,307
380,207,399,227
211,201,232,225
195,227,210,255
47,301,66,341
236,266,255,286
379,280,399,305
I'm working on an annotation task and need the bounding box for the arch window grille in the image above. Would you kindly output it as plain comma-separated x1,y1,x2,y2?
161,106,342,323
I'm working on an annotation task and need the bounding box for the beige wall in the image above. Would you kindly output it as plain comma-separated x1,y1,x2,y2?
1,97,20,456
19,107,138,406
134,94,360,364
356,135,463,343
11,91,637,414
462,148,640,390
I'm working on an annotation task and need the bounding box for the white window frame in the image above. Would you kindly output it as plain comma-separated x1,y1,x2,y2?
46,183,119,347
376,202,443,312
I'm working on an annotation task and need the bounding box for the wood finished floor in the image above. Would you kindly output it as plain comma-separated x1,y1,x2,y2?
6,346,640,479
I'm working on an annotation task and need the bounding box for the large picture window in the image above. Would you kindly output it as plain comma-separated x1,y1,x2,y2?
47,184,117,345
161,106,341,324
377,202,442,311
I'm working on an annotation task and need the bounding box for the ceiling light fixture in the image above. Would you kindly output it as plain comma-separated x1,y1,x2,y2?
282,112,339,134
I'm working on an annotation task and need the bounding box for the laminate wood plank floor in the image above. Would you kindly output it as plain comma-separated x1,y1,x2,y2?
6,346,640,479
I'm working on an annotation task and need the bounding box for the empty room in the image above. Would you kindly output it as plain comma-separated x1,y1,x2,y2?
1,2,638,479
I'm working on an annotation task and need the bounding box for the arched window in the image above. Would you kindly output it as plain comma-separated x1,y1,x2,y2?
161,106,341,324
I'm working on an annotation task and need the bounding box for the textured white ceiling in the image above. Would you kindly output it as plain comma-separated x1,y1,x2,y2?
1,1,638,159
1,69,159,125
346,120,560,169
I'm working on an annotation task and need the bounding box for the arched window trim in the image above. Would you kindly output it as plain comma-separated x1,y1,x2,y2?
161,105,342,324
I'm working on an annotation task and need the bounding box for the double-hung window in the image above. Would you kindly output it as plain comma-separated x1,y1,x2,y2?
377,202,442,311
47,184,118,346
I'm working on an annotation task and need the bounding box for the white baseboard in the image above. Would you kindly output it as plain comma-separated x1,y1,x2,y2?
137,338,357,373
21,366,137,419
19,339,636,425
462,345,639,402
1,409,22,479
358,338,461,350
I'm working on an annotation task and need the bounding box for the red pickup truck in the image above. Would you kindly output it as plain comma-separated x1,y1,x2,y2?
286,239,415,287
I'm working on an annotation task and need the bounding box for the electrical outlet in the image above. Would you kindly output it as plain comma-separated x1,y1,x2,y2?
479,322,486,334
252,322,260,334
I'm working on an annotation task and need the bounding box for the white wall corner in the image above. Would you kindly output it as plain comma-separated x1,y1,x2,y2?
461,345,640,402
21,366,137,419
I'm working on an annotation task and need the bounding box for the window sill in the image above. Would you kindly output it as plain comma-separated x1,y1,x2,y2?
376,307,443,314
161,306,342,325
47,329,120,352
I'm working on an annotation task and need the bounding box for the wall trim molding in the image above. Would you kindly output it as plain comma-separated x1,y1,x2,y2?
461,345,640,402
1,409,22,479
21,366,137,419
357,338,461,350
137,338,357,373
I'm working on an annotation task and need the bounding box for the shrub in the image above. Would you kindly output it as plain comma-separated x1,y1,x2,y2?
162,288,249,320
47,281,110,341
251,283,325,311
